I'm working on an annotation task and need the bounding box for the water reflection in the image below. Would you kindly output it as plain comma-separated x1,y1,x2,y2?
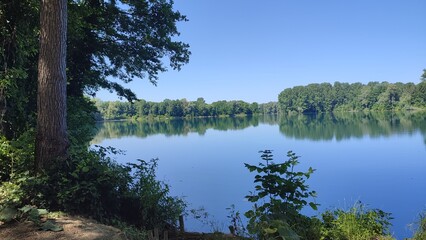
92,112,426,144
279,111,426,141
92,115,276,142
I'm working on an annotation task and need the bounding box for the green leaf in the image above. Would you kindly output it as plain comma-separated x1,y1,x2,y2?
263,227,278,234
19,205,32,213
28,208,41,223
244,210,255,218
309,202,318,211
0,207,18,222
40,220,63,232
37,209,49,215
244,163,258,172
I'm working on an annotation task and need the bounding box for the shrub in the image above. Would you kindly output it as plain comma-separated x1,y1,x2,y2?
321,202,393,240
26,146,185,231
0,97,184,232
411,212,426,240
0,130,34,182
0,129,34,220
244,150,320,240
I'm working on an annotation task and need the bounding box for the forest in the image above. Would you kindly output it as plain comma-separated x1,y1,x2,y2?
94,98,279,120
279,80,426,113
95,79,426,121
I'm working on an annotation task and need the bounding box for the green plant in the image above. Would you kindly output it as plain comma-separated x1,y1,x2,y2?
244,150,319,240
411,212,426,240
127,158,186,230
0,130,34,182
0,204,62,232
111,220,149,240
18,205,63,231
321,202,393,240
0,181,24,214
24,145,185,232
0,130,35,222
227,204,247,237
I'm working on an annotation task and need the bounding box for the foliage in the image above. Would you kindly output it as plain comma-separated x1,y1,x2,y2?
320,202,393,240
23,146,185,231
0,0,39,138
0,181,25,216
0,204,63,232
19,205,63,231
0,96,184,233
128,158,186,230
227,204,247,237
244,150,320,240
410,212,426,240
0,97,184,231
0,129,34,218
67,96,99,150
111,220,149,240
278,80,426,113
94,98,262,120
67,0,190,101
0,129,34,182
1,0,190,140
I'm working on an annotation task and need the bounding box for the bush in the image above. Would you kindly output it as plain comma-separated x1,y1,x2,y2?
0,130,34,182
411,212,426,240
0,97,185,232
0,129,34,221
244,150,320,240
321,202,393,240
26,146,185,230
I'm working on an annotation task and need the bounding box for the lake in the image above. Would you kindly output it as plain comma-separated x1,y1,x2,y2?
92,112,426,239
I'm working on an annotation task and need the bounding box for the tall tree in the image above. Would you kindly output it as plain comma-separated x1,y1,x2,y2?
35,0,68,171
67,0,190,101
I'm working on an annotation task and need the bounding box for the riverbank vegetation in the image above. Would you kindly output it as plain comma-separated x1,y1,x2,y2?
94,77,426,121
279,79,426,114
93,98,279,120
191,150,424,240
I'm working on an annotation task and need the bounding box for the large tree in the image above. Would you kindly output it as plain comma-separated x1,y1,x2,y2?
67,0,190,101
1,0,190,142
35,0,68,171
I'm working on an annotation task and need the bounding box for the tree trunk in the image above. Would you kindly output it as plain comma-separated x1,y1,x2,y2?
35,0,69,171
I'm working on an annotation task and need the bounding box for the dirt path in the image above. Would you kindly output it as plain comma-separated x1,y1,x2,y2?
0,215,126,240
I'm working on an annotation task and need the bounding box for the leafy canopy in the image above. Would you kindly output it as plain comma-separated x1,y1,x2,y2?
67,0,191,101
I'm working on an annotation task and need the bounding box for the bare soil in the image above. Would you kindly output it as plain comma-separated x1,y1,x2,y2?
0,215,126,240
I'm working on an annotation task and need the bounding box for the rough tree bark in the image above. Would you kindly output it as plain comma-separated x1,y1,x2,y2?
35,0,69,171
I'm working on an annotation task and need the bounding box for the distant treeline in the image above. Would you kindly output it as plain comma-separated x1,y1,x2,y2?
279,81,426,113
95,79,426,120
94,97,278,120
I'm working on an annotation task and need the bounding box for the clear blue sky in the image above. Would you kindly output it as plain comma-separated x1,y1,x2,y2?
97,0,426,103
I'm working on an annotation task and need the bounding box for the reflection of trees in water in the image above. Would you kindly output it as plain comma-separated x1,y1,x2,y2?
278,111,426,141
91,112,426,144
91,115,280,143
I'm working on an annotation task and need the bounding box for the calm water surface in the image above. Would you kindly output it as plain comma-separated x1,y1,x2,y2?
92,112,426,239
